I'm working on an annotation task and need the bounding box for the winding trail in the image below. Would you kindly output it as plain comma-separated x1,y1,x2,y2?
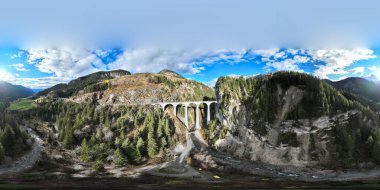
0,126,43,176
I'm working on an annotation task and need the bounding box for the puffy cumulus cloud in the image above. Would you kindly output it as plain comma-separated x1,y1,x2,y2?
11,63,29,71
253,49,310,72
310,49,376,79
26,48,107,79
251,48,376,77
266,55,310,72
108,49,248,74
2,47,118,88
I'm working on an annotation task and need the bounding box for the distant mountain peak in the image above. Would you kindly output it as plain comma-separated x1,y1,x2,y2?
325,76,380,103
0,81,34,101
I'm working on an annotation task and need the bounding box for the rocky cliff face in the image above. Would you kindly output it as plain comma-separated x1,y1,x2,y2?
212,72,380,168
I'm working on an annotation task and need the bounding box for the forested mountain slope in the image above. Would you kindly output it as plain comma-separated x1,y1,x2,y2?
211,71,380,168
324,77,380,112
24,70,214,170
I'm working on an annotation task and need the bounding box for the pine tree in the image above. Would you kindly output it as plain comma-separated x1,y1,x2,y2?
113,148,128,166
0,125,14,152
160,137,167,148
164,118,171,136
136,137,145,154
372,141,380,162
63,126,74,148
157,119,163,138
0,143,4,163
80,138,90,162
147,132,158,157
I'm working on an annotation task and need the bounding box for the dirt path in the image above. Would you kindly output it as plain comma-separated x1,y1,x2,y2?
0,126,43,176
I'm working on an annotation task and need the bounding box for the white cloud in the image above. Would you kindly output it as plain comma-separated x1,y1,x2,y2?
27,48,106,79
11,63,29,71
109,49,247,74
203,78,218,88
10,51,25,59
310,49,376,79
252,49,279,58
253,49,310,72
0,68,72,89
368,66,377,71
337,76,349,81
266,55,310,72
350,67,365,75
0,70,15,81
228,74,242,78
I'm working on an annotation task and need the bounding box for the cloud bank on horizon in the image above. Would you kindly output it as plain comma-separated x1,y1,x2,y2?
1,0,380,89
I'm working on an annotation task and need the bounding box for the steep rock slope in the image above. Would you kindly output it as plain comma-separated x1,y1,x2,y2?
212,71,380,168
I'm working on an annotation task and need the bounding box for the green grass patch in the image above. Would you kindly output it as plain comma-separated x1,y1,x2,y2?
8,98,35,111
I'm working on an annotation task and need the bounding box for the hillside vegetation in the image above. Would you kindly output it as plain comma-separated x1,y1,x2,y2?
20,70,213,169
36,70,130,97
213,71,380,168
30,102,181,167
0,112,31,163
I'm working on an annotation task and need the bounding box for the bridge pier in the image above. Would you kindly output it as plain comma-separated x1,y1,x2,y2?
195,104,200,129
183,103,190,128
206,102,212,124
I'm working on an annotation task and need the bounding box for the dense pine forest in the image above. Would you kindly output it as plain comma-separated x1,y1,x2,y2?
0,111,31,163
29,102,179,170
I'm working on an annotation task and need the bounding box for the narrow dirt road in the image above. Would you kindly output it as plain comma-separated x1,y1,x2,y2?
0,126,43,176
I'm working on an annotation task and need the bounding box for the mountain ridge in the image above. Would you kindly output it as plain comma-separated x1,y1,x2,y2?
0,81,34,101
324,77,380,111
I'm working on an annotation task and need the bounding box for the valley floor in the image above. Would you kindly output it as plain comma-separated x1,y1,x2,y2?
3,126,380,189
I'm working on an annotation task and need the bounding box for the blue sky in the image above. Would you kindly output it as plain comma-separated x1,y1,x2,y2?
1,48,379,89
1,0,380,89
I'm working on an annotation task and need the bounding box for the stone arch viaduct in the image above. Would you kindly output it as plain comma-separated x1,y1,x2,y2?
152,101,217,129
